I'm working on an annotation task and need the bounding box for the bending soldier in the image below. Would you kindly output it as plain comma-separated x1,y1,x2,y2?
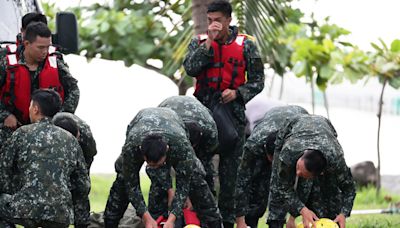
235,105,308,228
267,115,356,228
103,108,222,228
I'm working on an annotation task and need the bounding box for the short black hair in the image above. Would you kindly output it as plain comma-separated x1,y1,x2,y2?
185,121,202,147
24,22,51,43
22,12,48,29
31,89,62,118
303,149,327,176
207,0,232,18
141,134,168,163
53,115,79,137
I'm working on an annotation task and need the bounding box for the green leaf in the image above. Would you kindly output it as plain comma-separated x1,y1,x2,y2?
100,22,110,33
389,76,400,89
379,38,389,51
371,42,383,53
390,39,400,52
316,76,328,91
320,65,334,79
292,61,307,76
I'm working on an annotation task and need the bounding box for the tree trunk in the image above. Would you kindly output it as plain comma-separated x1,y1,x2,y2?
279,74,284,100
376,78,388,197
310,78,315,114
191,0,213,35
268,73,275,97
177,77,190,95
323,91,330,119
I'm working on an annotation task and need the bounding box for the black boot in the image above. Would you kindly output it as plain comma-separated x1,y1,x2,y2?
222,222,234,228
207,220,223,228
104,219,119,228
245,216,259,228
0,221,15,228
267,220,285,228
75,224,89,228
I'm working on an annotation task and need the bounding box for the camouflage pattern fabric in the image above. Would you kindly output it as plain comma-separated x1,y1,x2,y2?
0,47,80,125
158,95,219,193
183,25,265,224
235,105,309,218
146,164,172,219
146,158,222,227
53,112,97,170
104,108,221,225
0,118,90,226
267,115,356,223
103,172,130,224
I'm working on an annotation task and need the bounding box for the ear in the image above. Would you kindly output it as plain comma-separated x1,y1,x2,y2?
32,103,40,115
227,17,232,24
23,40,30,47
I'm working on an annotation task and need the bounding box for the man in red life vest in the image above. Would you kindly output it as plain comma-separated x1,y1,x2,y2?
183,1,265,227
0,22,79,150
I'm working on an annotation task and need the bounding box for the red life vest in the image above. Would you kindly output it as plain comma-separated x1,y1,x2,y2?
194,34,247,95
0,53,64,124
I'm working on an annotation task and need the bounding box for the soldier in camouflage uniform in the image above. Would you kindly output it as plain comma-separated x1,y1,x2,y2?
267,115,356,228
103,108,222,228
235,105,309,228
0,22,79,153
0,89,90,228
183,1,264,227
158,95,219,194
53,112,97,171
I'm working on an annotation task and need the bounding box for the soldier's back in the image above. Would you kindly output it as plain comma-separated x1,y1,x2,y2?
9,118,83,224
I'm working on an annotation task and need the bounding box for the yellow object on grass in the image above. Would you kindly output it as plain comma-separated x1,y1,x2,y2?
296,218,339,228
184,225,201,228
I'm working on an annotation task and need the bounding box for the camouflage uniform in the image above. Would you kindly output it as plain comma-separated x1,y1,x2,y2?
235,106,308,227
183,25,264,224
0,118,90,227
158,95,219,194
0,48,80,153
53,112,97,170
104,108,222,227
267,115,356,226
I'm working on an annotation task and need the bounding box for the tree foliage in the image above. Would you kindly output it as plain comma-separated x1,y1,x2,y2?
43,0,191,85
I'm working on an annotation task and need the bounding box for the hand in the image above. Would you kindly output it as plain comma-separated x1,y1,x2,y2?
163,220,174,228
164,214,176,228
236,216,248,228
183,197,193,210
221,89,237,103
333,213,346,228
205,21,222,49
4,114,18,129
286,215,296,228
208,21,222,41
300,207,319,228
142,212,158,228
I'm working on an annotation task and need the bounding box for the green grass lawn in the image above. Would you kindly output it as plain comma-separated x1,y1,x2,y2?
90,174,400,227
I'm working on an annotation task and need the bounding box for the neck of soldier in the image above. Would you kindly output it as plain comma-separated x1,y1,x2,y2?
31,113,45,123
24,51,39,71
